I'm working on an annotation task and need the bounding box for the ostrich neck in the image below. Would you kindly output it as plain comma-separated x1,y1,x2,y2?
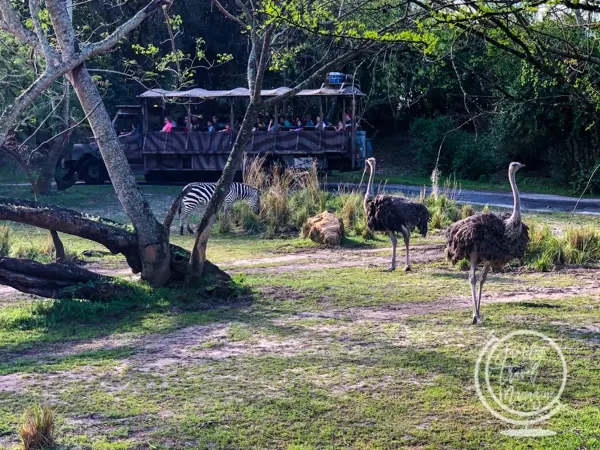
364,162,375,211
508,168,521,224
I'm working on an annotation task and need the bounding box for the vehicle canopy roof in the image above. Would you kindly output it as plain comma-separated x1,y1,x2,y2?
138,85,366,99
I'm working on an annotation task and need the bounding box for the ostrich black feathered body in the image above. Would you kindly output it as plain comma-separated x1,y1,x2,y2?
445,213,529,266
365,195,429,237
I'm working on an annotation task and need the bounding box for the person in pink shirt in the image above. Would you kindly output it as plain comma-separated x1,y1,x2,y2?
161,117,173,132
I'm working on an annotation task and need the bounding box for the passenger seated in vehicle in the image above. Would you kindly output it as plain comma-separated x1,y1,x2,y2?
294,119,304,131
212,115,225,130
219,123,232,132
304,114,314,127
207,120,215,133
314,115,326,130
161,117,173,132
268,117,281,131
283,116,292,127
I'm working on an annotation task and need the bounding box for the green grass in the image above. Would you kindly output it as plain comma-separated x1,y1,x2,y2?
1,184,600,449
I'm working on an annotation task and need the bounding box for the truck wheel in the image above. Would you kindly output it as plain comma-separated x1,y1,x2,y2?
79,159,108,184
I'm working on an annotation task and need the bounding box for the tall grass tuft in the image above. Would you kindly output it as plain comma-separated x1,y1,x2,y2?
425,194,460,229
11,237,55,262
0,225,11,257
18,404,56,450
338,191,365,235
461,204,475,219
523,225,600,271
232,201,261,233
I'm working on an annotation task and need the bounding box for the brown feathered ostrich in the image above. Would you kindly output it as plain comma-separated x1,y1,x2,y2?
363,157,429,271
445,162,530,324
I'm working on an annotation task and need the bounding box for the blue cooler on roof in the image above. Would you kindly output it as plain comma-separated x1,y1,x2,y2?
327,72,345,85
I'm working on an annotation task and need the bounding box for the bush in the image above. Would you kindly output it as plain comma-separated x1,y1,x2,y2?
410,116,502,179
461,204,474,219
0,225,11,257
18,404,56,450
232,201,261,233
216,211,232,234
426,194,460,229
523,225,600,270
338,191,364,232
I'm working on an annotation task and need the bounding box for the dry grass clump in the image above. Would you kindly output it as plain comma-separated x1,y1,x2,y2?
18,404,56,450
244,157,329,236
0,225,11,257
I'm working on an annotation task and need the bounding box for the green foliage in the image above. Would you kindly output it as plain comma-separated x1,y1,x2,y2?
232,202,261,233
410,117,502,179
0,225,11,257
524,225,600,271
425,194,460,229
461,204,474,220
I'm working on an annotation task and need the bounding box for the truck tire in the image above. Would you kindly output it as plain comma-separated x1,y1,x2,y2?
79,159,108,185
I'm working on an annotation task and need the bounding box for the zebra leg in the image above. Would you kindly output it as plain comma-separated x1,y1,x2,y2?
384,232,397,272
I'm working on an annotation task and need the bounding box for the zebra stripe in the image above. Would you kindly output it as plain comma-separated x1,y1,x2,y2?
178,182,261,235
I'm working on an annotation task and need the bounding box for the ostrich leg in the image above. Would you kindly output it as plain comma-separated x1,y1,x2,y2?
384,231,397,272
469,262,479,324
401,227,411,271
476,263,491,321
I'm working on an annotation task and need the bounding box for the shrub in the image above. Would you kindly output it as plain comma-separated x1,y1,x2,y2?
232,201,260,233
456,258,470,271
461,204,475,219
0,225,11,257
426,194,460,229
338,191,364,230
216,211,232,234
18,404,56,450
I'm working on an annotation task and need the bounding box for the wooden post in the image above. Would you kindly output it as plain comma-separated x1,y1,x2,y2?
230,100,235,131
274,105,278,125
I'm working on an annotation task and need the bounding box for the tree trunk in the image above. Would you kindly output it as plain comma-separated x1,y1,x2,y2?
186,103,258,285
0,196,141,270
0,257,130,300
68,64,171,286
0,197,233,299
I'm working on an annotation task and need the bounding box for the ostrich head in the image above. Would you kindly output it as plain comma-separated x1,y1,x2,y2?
364,157,377,199
509,162,525,175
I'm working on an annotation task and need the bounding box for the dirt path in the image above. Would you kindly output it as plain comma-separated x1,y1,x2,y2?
224,244,445,273
1,245,599,394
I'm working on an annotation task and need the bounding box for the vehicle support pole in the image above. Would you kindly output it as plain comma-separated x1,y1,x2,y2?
230,100,235,131
351,92,357,170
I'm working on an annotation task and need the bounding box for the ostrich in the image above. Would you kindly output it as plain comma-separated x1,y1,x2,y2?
363,157,429,271
445,162,530,324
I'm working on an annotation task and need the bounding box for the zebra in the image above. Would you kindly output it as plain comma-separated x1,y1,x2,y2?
178,182,261,235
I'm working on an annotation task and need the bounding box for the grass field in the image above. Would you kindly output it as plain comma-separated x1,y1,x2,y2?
0,185,599,449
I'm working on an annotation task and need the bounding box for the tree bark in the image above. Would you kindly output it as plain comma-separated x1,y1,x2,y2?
0,257,129,301
186,103,258,285
0,197,141,271
68,64,171,286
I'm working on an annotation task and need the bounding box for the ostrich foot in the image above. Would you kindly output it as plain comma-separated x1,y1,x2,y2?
383,265,396,272
472,315,483,325
403,265,411,272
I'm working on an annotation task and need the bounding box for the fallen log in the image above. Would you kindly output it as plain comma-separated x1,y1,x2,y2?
0,197,141,271
0,257,136,301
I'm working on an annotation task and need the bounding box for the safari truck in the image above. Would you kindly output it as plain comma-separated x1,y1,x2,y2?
61,74,367,184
